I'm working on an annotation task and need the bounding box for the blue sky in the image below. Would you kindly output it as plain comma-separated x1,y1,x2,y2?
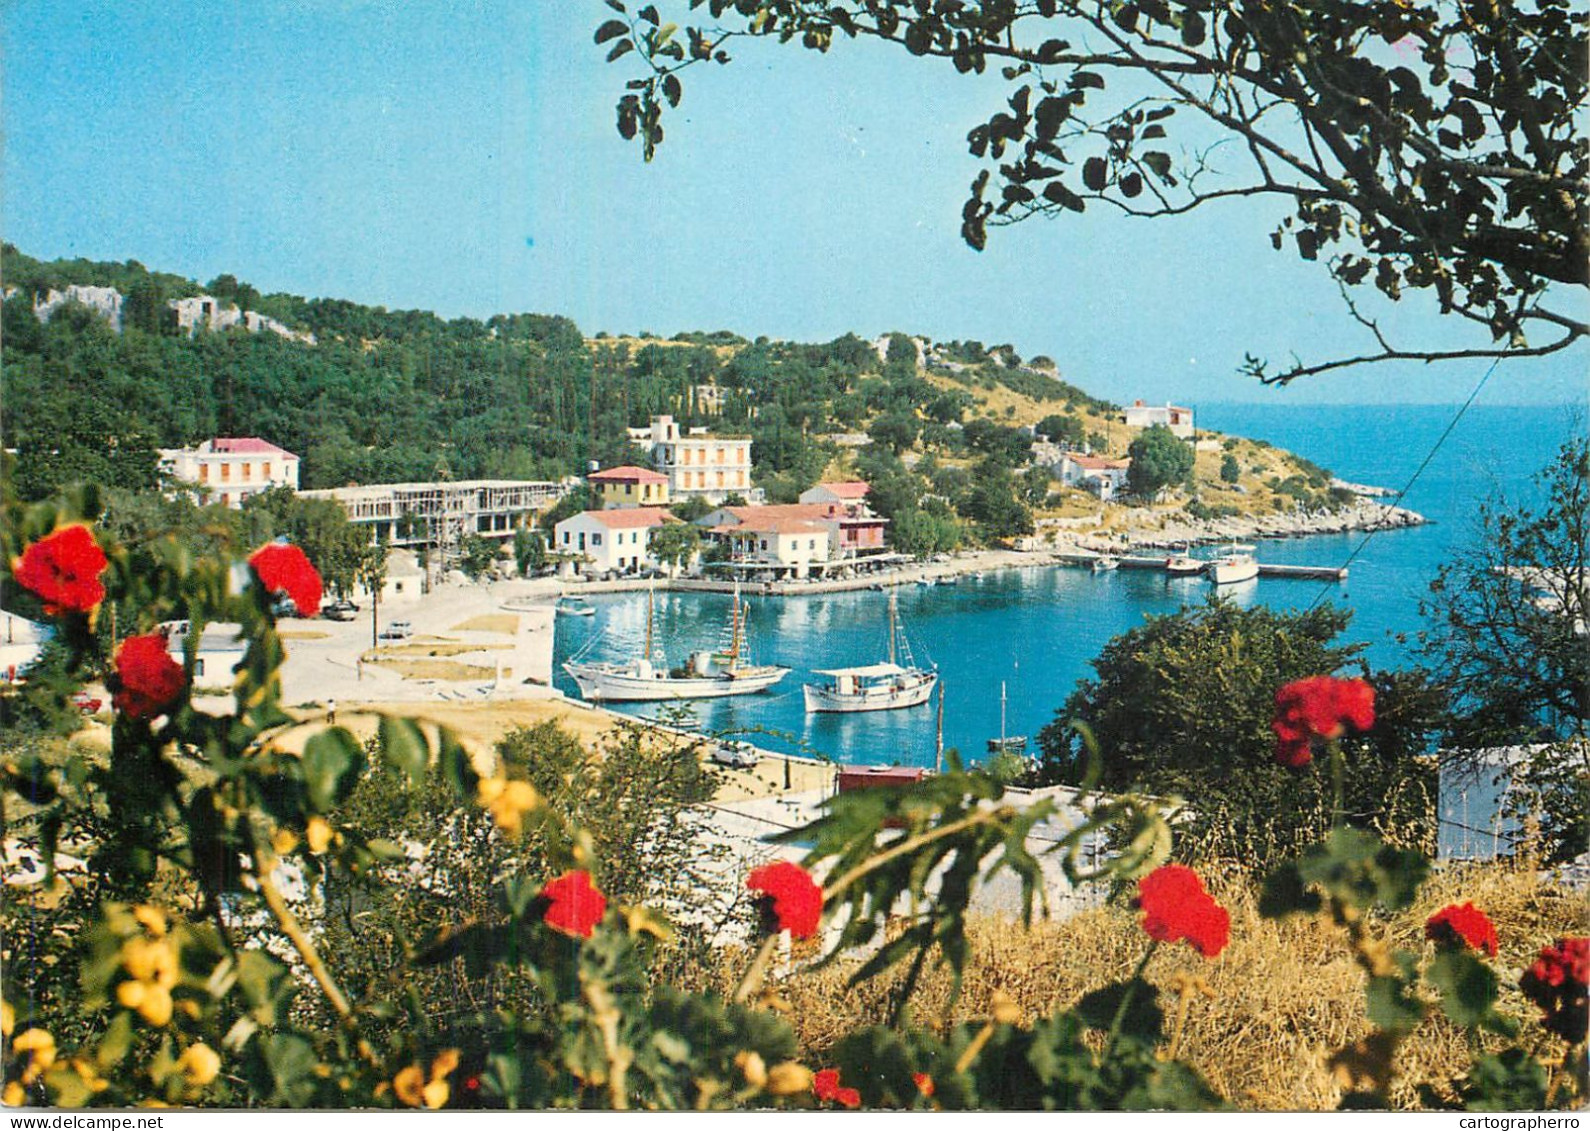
4,1,1585,405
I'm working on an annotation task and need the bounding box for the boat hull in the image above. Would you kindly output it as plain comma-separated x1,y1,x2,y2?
565,662,788,702
1208,558,1259,585
803,671,938,713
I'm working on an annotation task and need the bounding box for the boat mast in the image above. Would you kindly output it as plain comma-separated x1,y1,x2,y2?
999,681,1007,750
645,583,654,663
887,589,898,667
729,582,742,670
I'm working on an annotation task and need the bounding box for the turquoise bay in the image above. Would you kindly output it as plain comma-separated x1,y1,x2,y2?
553,404,1580,773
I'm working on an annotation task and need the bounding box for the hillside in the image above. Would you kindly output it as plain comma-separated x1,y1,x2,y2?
1,248,1356,550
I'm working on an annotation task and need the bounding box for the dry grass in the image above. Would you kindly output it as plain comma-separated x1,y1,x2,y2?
363,641,512,660
722,863,1585,1111
277,628,330,640
366,659,498,681
450,614,521,635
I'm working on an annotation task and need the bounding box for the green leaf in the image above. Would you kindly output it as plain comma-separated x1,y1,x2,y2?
1459,1049,1549,1111
235,949,295,1026
1426,950,1499,1029
1365,967,1425,1033
1082,157,1107,192
608,39,635,62
438,727,479,796
300,727,364,812
379,714,429,786
1257,860,1321,918
1142,150,1173,180
1075,978,1164,1043
594,19,629,44
1180,11,1206,46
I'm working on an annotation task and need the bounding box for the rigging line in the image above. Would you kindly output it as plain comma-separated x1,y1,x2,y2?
1305,355,1504,613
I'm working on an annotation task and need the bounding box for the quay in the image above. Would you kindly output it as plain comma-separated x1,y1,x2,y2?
1061,553,1348,582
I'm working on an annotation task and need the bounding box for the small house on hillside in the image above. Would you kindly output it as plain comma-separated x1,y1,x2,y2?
1121,400,1194,439
1058,454,1131,501
798,481,870,508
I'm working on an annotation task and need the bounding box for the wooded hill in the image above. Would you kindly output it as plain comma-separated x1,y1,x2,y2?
1,247,1344,550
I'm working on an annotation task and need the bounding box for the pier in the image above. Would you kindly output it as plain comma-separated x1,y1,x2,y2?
1063,554,1349,582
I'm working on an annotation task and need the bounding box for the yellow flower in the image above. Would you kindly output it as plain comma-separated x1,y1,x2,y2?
306,816,335,855
65,1058,109,1095
176,1043,221,1087
421,1079,449,1109
120,938,178,989
476,776,542,835
131,905,168,938
763,1061,813,1096
121,984,173,1028
429,1048,461,1081
735,1049,767,1089
272,828,300,855
3,1081,25,1107
11,1029,56,1085
393,1065,427,1108
1,998,13,1038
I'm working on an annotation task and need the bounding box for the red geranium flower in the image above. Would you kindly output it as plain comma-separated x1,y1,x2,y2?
112,634,187,720
812,1068,861,1109
1271,676,1376,768
248,543,322,618
912,1072,935,1098
1519,937,1589,1043
1425,902,1499,958
13,524,108,616
1136,864,1231,958
746,860,823,939
540,870,606,938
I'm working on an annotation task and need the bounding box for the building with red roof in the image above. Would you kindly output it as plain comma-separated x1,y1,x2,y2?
589,465,671,509
553,507,683,577
158,438,301,508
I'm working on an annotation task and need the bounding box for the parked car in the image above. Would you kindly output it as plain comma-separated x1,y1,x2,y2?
710,740,761,769
322,600,359,621
377,621,413,642
71,691,103,714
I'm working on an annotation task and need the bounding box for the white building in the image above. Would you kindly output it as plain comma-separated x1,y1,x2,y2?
629,415,753,504
301,479,567,546
159,438,301,508
32,285,125,332
0,612,49,682
1121,400,1195,439
1057,454,1131,501
553,508,678,576
169,295,315,343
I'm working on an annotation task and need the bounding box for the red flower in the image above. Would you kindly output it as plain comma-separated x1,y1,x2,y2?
1425,902,1499,958
1136,865,1230,958
1271,676,1376,768
112,634,187,720
248,543,322,618
540,870,606,938
13,524,108,616
746,861,823,939
912,1072,935,1098
1519,937,1589,1043
812,1068,861,1109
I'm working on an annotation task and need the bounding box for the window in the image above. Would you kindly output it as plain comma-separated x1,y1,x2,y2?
592,533,603,546
760,539,768,551
199,465,209,482
220,463,231,482
242,464,252,482
194,659,205,677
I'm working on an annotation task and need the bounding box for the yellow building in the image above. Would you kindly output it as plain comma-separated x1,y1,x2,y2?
589,465,671,509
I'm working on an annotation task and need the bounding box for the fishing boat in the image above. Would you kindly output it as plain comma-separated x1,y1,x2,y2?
1091,555,1120,573
804,591,937,713
1207,542,1259,585
563,585,788,702
1164,542,1205,577
555,596,596,617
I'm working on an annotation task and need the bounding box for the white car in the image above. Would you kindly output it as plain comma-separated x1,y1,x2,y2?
378,621,413,642
710,741,761,769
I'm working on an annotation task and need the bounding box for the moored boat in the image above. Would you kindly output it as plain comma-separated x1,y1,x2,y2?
804,591,937,713
1164,542,1205,577
564,585,788,702
556,596,596,617
1207,543,1259,585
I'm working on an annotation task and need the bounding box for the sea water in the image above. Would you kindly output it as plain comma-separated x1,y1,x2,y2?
551,404,1582,849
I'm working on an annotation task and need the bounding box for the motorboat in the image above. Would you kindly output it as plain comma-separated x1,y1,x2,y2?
1207,543,1259,585
556,596,596,617
804,591,937,713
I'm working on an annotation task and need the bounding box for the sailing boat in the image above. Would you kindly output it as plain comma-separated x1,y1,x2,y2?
986,681,1028,754
803,590,937,713
563,584,788,702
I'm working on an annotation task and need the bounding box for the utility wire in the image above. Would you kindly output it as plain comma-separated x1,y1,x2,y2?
1307,355,1504,612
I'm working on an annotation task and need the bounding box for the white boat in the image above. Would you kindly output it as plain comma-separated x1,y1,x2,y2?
556,596,596,617
1091,555,1120,573
564,586,788,702
986,681,1028,755
1164,543,1206,577
1207,543,1259,585
804,591,937,713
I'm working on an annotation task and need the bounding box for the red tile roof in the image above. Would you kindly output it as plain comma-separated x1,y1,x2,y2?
211,437,295,456
811,481,869,498
585,507,676,530
730,517,830,536
1068,454,1130,471
589,465,668,484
